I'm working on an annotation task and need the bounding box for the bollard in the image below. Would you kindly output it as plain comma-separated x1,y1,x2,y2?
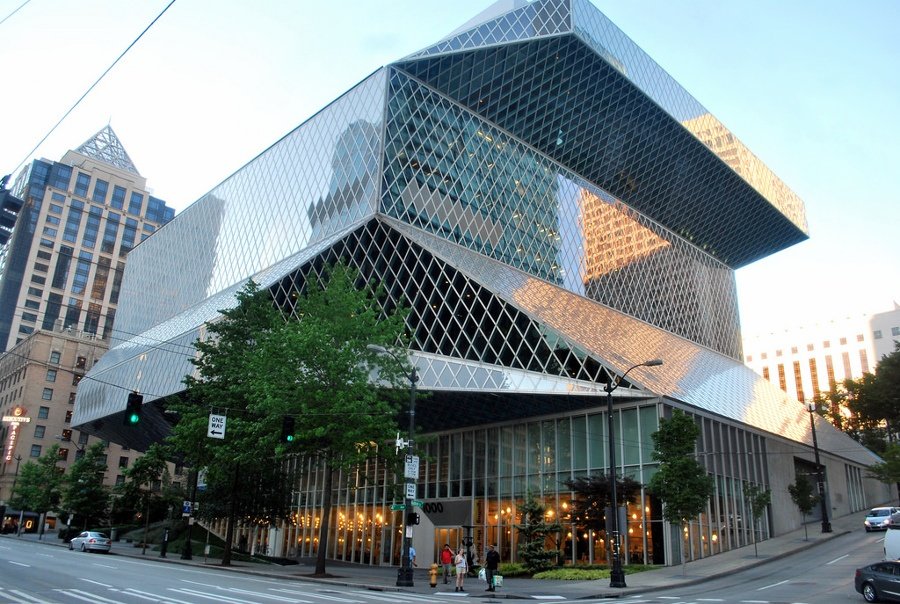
429,563,439,587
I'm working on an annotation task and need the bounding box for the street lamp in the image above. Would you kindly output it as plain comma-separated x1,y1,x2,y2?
806,402,832,533
604,358,663,588
367,344,418,587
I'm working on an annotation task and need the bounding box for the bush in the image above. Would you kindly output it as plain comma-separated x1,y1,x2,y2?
533,567,610,580
499,562,528,577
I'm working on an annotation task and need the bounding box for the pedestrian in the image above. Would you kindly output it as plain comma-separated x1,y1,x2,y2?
455,547,468,592
408,545,417,567
484,543,500,592
440,543,454,584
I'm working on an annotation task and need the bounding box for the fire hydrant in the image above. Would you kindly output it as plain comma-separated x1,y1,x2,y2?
429,563,439,587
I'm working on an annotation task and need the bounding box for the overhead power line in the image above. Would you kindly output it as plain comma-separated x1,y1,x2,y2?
9,0,177,176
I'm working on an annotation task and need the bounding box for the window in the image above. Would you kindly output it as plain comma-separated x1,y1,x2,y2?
840,337,848,345
893,327,900,337
34,425,45,439
72,374,83,386
69,392,77,404
30,444,41,457
806,343,814,351
42,388,53,400
92,179,109,203
46,369,57,382
21,312,37,323
49,203,63,214
746,355,752,362
776,349,782,357
118,456,129,468
115,475,126,486
65,410,73,423
58,448,69,461
38,406,50,419
128,192,144,216
760,352,767,360
74,172,91,197
49,351,61,363
111,186,126,209
27,287,43,297
874,330,883,339
823,340,830,348
33,262,49,272
61,429,72,441
791,346,798,354
857,334,865,342
76,356,87,369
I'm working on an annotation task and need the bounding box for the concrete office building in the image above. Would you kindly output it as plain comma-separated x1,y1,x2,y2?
744,304,900,403
0,126,175,352
74,0,888,567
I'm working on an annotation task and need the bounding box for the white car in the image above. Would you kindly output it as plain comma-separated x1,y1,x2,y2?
865,507,900,532
68,531,111,553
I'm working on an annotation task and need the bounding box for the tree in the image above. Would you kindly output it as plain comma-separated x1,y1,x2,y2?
868,443,900,504
60,442,110,530
787,475,819,541
166,279,286,566
647,410,714,573
742,483,771,557
516,494,563,573
9,444,65,538
247,261,409,576
563,474,642,536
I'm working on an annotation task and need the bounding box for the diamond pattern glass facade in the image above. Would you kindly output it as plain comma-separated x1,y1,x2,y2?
74,0,878,568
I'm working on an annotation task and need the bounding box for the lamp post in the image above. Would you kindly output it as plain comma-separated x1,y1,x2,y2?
604,359,663,588
806,402,832,533
368,344,418,587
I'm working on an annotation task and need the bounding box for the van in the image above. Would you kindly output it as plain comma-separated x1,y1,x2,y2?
883,518,900,560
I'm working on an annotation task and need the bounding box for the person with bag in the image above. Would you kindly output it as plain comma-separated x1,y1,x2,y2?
484,543,500,591
440,544,454,584
454,547,468,592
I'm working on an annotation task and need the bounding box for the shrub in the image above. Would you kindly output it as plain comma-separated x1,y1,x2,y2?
499,562,528,577
533,567,610,580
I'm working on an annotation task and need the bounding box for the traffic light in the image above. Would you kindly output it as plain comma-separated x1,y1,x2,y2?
280,415,295,443
124,391,143,426
407,512,420,525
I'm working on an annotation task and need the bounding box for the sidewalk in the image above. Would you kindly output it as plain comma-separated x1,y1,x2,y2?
4,511,863,600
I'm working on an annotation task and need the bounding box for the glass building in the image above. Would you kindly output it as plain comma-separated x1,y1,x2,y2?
73,0,887,566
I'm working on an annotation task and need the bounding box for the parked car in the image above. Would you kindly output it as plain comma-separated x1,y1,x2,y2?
865,508,900,532
856,561,900,602
68,531,111,553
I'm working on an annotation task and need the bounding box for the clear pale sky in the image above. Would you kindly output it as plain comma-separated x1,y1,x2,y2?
1,0,897,337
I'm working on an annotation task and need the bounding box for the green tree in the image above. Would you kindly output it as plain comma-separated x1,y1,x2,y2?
516,494,563,573
562,474,642,536
742,483,771,557
9,444,65,537
60,442,110,530
114,443,181,541
247,261,409,576
647,410,714,573
166,279,285,566
787,475,819,541
868,443,900,503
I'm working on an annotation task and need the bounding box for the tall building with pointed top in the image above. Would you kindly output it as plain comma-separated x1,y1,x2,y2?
0,126,175,351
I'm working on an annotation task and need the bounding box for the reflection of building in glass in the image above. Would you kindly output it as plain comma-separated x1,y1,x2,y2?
75,0,885,569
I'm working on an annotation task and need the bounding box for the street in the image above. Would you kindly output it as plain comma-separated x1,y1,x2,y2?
0,528,887,603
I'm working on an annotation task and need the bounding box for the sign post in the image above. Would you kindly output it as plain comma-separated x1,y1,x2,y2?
207,414,226,439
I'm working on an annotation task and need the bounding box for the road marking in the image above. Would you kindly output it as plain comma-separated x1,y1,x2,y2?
55,589,125,603
757,579,790,590
697,600,725,602
125,588,197,604
532,597,566,600
7,589,52,603
826,554,849,564
740,600,772,603
8,560,30,567
79,578,111,587
171,588,270,604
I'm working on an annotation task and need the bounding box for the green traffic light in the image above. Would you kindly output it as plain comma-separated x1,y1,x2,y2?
285,434,294,442
128,413,140,424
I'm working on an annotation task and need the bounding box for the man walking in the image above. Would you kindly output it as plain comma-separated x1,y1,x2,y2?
484,544,500,591
440,543,454,584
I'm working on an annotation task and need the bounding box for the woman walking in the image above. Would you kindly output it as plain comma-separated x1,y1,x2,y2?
454,547,468,592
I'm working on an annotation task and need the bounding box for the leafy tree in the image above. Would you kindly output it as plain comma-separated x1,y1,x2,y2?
868,443,900,503
247,261,409,576
742,483,771,557
9,444,65,537
166,279,285,566
60,442,110,530
647,410,714,573
516,494,563,573
114,443,182,530
787,475,819,541
843,374,889,453
562,474,642,535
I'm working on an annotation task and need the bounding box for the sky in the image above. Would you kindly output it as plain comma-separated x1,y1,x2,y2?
1,0,898,337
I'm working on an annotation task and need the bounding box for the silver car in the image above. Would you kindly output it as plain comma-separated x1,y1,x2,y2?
865,508,900,532
68,531,111,553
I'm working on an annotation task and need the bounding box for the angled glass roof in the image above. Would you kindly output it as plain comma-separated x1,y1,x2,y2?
396,0,807,268
74,125,140,175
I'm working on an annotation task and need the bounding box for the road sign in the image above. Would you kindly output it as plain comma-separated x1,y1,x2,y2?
404,455,419,479
182,500,192,517
405,482,416,499
391,504,405,511
207,414,226,439
411,500,423,508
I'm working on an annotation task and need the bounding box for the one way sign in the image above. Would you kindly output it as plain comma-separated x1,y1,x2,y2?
207,414,226,439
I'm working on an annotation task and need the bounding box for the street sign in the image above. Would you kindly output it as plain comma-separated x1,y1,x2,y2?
404,455,419,479
207,414,226,439
390,503,405,511
405,482,416,499
182,500,192,517
411,500,423,508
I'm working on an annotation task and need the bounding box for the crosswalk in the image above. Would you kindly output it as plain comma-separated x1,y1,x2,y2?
0,586,464,604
